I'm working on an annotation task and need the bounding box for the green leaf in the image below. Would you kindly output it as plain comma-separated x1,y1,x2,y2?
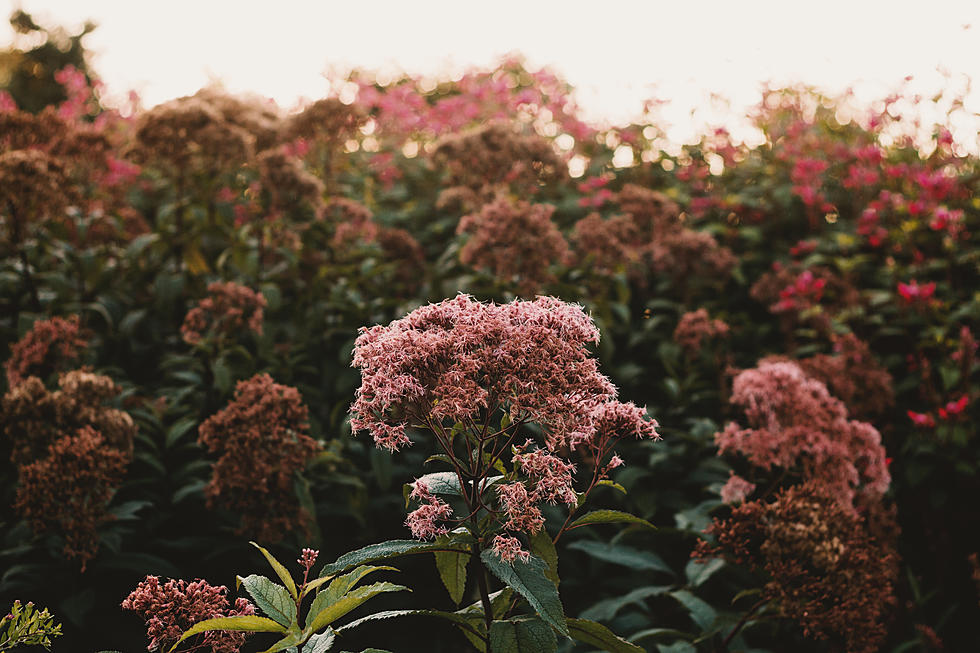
596,479,627,494
259,625,306,653
567,618,644,653
669,590,717,632
657,642,696,653
165,417,198,448
310,566,398,623
251,542,299,600
528,529,558,585
306,582,409,633
581,585,672,622
168,616,285,651
336,608,483,639
240,575,297,627
568,510,655,531
301,629,335,653
434,550,468,605
320,538,471,576
567,540,673,575
684,558,724,588
489,617,557,653
480,550,567,636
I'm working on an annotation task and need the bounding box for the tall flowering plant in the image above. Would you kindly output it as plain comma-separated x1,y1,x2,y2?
337,295,659,652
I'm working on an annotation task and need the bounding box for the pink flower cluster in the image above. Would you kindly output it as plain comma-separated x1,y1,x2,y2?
717,360,890,511
351,295,636,451
405,480,453,540
122,575,255,653
352,295,659,561
673,309,730,357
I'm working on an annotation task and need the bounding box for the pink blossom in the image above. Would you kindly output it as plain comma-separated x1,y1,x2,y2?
491,534,531,564
720,474,756,504
717,360,890,511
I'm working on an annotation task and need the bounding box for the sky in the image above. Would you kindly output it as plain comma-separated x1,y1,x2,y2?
5,1,980,145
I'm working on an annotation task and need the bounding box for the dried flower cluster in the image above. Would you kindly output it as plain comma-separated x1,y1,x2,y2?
457,197,570,295
697,485,897,653
673,309,730,357
797,334,894,419
197,374,320,541
570,212,640,276
4,315,87,387
571,185,735,286
279,97,365,151
433,121,565,208
193,88,282,152
256,147,325,217
716,360,889,511
14,426,128,569
1,369,135,567
0,149,70,245
134,96,255,175
122,575,255,653
325,197,379,249
3,369,136,466
181,282,266,346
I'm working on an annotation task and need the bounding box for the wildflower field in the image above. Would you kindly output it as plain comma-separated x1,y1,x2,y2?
2,15,980,653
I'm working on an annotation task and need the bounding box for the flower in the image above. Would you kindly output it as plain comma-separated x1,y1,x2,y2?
181,282,266,346
720,473,756,504
907,410,936,428
349,295,619,452
14,426,129,569
456,197,570,295
491,534,531,564
673,309,730,357
697,484,897,653
897,280,936,305
197,374,320,541
716,360,890,511
122,576,255,652
4,315,87,387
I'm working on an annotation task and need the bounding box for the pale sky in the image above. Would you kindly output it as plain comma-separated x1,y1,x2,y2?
6,1,980,145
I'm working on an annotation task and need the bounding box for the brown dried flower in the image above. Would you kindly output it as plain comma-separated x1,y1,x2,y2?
197,374,320,541
4,315,87,387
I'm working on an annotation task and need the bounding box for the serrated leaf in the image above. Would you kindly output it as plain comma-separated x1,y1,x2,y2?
306,582,409,633
260,625,305,653
310,566,398,623
684,558,724,588
528,529,558,585
568,510,655,531
301,629,335,653
241,575,297,627
581,585,672,622
568,540,673,575
434,550,468,605
251,542,298,600
168,616,285,651
567,618,644,653
320,538,471,576
480,550,567,636
336,608,483,639
489,617,557,653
